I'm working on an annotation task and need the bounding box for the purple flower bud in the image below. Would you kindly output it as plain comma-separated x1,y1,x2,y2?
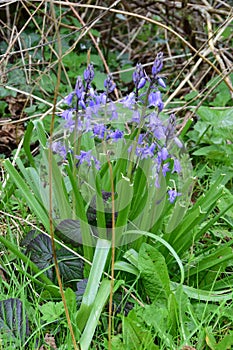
104,75,116,93
166,114,176,138
133,63,145,87
157,77,166,89
168,189,181,203
75,76,84,99
83,64,94,83
174,137,183,149
137,77,147,89
63,92,74,106
152,52,163,77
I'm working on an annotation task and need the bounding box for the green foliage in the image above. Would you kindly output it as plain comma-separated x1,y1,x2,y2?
1,4,233,348
188,106,233,167
40,301,65,322
138,243,171,302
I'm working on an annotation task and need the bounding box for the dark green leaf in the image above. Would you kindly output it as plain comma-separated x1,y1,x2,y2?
56,219,82,246
57,247,83,283
0,298,30,346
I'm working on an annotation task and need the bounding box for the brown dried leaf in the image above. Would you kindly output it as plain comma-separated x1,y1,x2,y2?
44,333,57,349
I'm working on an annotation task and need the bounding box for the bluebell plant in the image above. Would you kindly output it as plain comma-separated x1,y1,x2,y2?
51,53,185,243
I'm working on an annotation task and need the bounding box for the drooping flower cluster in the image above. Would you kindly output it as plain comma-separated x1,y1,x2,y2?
52,53,182,203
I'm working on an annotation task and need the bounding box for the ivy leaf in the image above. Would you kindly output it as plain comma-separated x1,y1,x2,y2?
0,298,30,346
138,243,171,303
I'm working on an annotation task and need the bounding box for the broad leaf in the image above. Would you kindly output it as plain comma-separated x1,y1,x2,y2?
56,219,83,246
0,298,30,346
40,301,64,322
23,231,83,283
57,247,83,283
121,309,158,350
24,232,54,280
138,243,171,303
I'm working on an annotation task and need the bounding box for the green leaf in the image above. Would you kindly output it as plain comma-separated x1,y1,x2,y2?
0,100,7,114
137,304,175,349
24,231,83,283
79,280,111,350
76,239,111,332
40,301,64,322
171,282,233,302
114,261,139,276
23,121,35,167
215,331,233,350
57,247,83,283
93,71,106,90
0,298,30,346
55,219,84,246
122,309,159,350
138,243,171,302
4,160,50,231
124,230,184,285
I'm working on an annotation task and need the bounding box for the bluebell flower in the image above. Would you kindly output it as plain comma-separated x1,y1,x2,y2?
75,150,92,166
83,64,94,84
76,150,100,170
108,102,118,120
121,92,136,109
61,109,75,132
63,92,74,106
147,112,165,140
157,77,166,89
93,124,107,139
158,147,169,163
168,189,181,203
51,141,67,159
172,158,182,174
104,75,116,94
75,76,84,99
137,77,147,90
139,143,156,159
108,130,124,142
152,52,163,77
132,109,140,123
162,163,170,176
138,133,145,145
133,63,147,90
148,91,164,111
